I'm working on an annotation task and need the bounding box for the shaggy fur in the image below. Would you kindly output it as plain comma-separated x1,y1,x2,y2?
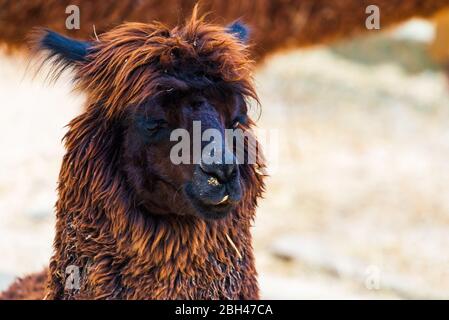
0,10,265,300
0,270,47,300
1,0,449,59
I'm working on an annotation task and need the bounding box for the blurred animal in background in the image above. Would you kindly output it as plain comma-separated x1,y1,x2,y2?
430,9,449,77
1,0,449,61
0,270,47,300
0,8,265,299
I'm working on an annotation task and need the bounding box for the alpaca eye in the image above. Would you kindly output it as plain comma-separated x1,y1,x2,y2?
134,111,168,141
140,118,170,143
146,122,160,131
145,119,167,135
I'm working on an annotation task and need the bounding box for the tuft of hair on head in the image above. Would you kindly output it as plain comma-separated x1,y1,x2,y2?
28,28,93,82
187,4,249,43
226,21,250,44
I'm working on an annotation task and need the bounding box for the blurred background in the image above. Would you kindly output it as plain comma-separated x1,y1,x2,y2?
1,13,449,299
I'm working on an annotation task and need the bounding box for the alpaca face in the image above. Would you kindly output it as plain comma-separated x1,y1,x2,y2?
122,87,248,220
34,15,260,220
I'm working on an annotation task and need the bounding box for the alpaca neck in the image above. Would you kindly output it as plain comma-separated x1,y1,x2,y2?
117,211,256,299
51,183,257,299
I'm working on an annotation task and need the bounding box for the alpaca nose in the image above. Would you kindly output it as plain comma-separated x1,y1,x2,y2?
200,143,238,183
200,162,238,183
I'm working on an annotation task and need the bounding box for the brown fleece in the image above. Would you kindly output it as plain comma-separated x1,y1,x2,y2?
1,0,449,60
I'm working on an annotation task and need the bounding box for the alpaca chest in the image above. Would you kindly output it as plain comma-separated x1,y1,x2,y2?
119,253,251,299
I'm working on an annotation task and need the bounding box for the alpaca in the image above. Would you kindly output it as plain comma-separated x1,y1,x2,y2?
1,0,449,60
430,9,449,65
0,10,265,300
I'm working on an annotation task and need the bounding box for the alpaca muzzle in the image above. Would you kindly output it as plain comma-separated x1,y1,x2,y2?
185,162,242,220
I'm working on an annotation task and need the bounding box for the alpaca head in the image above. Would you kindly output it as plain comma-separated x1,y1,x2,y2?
33,12,263,221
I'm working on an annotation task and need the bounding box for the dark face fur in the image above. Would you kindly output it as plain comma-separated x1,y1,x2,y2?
122,89,249,220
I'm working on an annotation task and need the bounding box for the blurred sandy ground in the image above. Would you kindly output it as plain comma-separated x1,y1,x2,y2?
1,20,449,299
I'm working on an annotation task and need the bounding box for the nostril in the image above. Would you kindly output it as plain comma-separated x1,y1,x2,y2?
199,163,238,183
224,164,237,180
199,162,217,176
199,163,222,184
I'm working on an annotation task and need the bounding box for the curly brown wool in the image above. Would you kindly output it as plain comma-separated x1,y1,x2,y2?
0,9,265,300
0,270,48,300
1,0,449,60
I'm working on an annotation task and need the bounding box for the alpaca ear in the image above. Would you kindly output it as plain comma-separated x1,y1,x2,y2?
226,21,250,44
31,29,92,68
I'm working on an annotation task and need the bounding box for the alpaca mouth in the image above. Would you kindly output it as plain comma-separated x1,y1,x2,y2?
184,181,241,220
182,161,243,220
